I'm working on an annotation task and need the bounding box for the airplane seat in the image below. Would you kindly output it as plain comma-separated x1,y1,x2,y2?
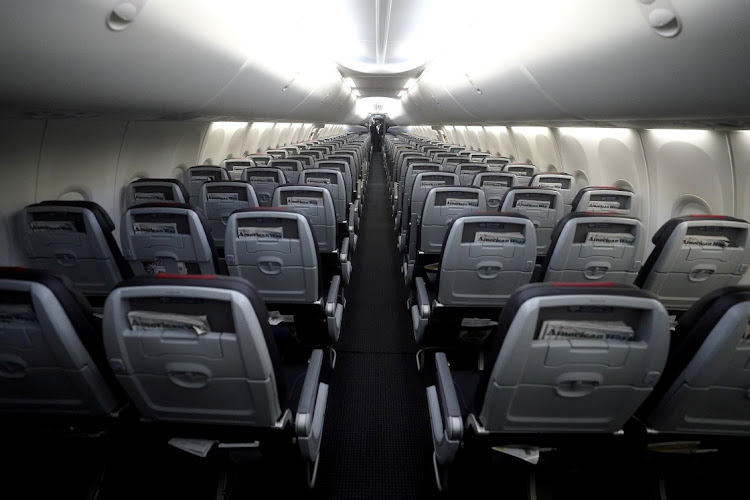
529,172,576,213
0,267,130,432
246,154,274,166
467,152,490,163
199,181,259,253
405,186,486,285
502,163,538,186
425,282,670,491
120,202,226,277
499,186,565,261
410,213,537,361
267,159,303,184
298,169,356,252
403,172,459,257
535,213,647,284
240,166,288,207
634,215,750,314
326,153,362,202
285,154,315,170
125,178,189,208
396,163,442,243
221,158,256,180
454,163,488,186
482,156,511,169
102,273,331,489
265,149,288,159
17,200,134,308
635,285,750,441
571,186,638,216
186,165,230,204
272,185,352,285
314,160,359,230
472,172,519,210
224,208,345,346
440,156,464,173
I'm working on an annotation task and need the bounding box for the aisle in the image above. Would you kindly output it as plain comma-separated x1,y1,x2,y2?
310,151,438,499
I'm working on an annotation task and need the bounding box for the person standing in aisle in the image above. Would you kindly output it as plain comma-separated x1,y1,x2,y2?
369,119,382,160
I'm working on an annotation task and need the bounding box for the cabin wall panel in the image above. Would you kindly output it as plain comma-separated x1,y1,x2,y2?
484,126,516,160
115,121,207,239
555,127,651,239
0,120,47,265
200,122,249,164
727,131,750,285
510,127,562,171
641,130,734,239
242,122,275,155
35,120,127,234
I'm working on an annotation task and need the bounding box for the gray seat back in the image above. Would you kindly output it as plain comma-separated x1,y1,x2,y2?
477,283,670,433
437,213,537,307
285,154,315,169
125,178,188,208
500,187,565,256
642,286,750,435
222,159,256,180
315,160,353,206
187,166,230,203
441,156,465,173
272,186,337,253
472,172,519,210
468,152,491,162
400,163,442,231
634,215,750,311
483,156,511,169
103,274,286,426
246,154,273,166
268,159,304,184
0,267,123,417
530,172,577,212
224,209,320,304
200,181,259,249
120,203,220,276
240,167,288,207
572,186,638,217
265,149,288,159
17,201,132,298
418,187,486,256
298,169,348,223
455,162,489,186
538,213,647,283
502,163,538,186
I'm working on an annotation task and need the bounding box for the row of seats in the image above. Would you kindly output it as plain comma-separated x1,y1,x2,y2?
2,132,364,489
0,268,330,489
390,133,750,491
17,134,371,348
383,135,750,343
423,280,750,490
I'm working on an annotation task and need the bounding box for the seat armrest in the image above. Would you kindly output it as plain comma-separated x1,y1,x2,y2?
296,349,324,432
427,353,463,466
296,349,329,463
347,205,355,234
339,237,350,264
414,277,431,318
434,352,462,440
325,275,342,316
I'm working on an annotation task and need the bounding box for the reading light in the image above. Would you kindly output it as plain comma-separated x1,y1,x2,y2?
352,89,361,97
344,77,356,88
404,78,418,89
397,90,407,98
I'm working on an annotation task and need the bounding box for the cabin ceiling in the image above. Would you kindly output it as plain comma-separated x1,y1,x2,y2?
0,1,749,128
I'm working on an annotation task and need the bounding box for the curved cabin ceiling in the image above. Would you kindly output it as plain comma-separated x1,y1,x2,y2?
0,0,748,127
